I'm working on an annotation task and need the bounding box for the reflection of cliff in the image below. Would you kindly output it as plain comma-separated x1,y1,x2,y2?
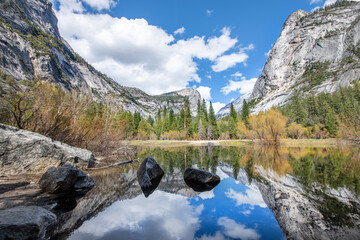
255,165,360,240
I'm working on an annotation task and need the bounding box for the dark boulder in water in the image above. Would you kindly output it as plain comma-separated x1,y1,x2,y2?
39,165,95,194
184,168,220,192
137,157,164,197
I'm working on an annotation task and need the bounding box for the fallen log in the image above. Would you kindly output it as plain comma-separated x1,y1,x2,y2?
87,159,140,171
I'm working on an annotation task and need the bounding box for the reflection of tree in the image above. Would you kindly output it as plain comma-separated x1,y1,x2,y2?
136,146,360,197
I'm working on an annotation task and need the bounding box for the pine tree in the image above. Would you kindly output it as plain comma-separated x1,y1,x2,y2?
230,103,237,122
178,109,185,131
325,108,337,137
146,115,154,126
241,99,250,126
229,117,237,139
202,99,208,121
292,93,307,126
169,109,175,128
184,97,193,137
208,102,219,139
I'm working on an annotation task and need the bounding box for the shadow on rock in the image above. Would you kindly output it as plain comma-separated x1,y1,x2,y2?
137,157,164,198
184,168,220,192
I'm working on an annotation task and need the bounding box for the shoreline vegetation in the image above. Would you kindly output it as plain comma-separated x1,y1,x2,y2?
0,77,359,155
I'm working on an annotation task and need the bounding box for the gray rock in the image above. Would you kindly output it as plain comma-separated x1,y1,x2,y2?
183,168,220,192
0,124,96,176
0,206,56,240
137,157,164,197
39,165,95,194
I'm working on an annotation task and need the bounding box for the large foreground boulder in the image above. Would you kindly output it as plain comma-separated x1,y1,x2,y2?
184,168,220,192
0,124,96,176
39,165,95,194
0,206,56,240
137,157,164,197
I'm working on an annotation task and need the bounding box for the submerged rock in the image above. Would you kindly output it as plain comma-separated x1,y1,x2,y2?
0,124,96,177
39,165,95,194
137,157,164,197
184,168,220,192
0,206,56,240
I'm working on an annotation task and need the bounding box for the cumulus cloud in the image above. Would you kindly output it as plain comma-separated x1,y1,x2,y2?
53,1,249,95
212,102,226,114
196,86,212,101
221,77,257,95
225,188,268,208
82,0,116,10
174,27,185,35
69,191,201,240
212,44,254,72
218,217,261,240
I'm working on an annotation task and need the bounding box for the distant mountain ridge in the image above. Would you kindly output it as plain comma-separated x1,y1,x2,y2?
0,0,200,117
219,1,360,116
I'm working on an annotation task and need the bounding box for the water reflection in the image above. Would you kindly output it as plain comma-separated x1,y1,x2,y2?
69,167,283,240
65,145,360,240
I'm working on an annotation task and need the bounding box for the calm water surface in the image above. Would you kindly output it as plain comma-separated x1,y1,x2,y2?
66,145,360,240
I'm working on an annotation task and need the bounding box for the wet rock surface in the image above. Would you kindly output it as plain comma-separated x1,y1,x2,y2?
0,124,96,177
137,157,164,197
183,168,220,192
0,205,56,240
39,165,95,194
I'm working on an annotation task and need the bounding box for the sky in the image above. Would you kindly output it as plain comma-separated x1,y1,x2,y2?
51,0,344,113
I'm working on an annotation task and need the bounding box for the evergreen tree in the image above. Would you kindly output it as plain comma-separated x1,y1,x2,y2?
146,115,154,126
241,99,250,126
178,108,185,131
208,102,219,139
133,112,141,131
202,99,208,121
184,97,193,137
169,109,175,128
230,103,237,122
292,93,307,126
229,117,237,139
325,108,337,137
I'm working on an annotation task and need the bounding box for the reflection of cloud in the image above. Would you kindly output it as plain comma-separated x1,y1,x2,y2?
225,188,267,208
69,191,200,240
218,217,261,240
197,231,227,240
199,190,215,200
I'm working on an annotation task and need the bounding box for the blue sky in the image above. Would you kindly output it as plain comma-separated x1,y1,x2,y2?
51,0,338,113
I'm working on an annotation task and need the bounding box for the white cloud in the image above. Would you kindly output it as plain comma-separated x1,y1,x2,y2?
206,9,214,16
323,0,337,6
230,98,235,102
197,231,227,240
69,191,201,240
196,86,212,101
310,0,322,4
82,0,116,10
221,77,257,95
212,44,254,72
212,102,226,114
225,188,268,208
53,1,246,95
199,190,215,200
174,27,185,35
218,217,261,240
231,71,242,78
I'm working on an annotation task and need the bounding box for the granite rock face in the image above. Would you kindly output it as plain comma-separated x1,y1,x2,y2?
0,124,96,176
0,0,201,118
0,206,56,240
224,2,360,115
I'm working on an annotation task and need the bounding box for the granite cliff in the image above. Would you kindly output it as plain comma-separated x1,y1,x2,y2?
219,1,360,115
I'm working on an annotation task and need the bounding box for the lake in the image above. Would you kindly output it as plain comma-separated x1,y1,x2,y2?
55,145,360,240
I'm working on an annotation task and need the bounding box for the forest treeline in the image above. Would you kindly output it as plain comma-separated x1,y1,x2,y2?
1,74,359,150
